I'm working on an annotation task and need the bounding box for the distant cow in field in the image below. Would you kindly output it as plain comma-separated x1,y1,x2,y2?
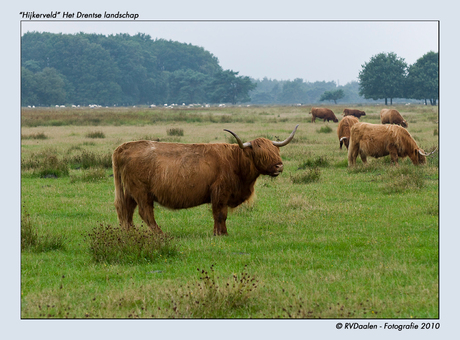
337,116,359,150
309,107,338,123
380,109,408,128
347,122,436,166
343,108,366,119
112,125,299,236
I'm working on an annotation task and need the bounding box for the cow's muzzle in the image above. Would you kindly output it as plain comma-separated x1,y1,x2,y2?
271,163,284,176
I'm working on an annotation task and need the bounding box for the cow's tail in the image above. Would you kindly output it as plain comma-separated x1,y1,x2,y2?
112,150,125,226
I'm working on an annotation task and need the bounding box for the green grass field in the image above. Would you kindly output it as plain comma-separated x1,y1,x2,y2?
21,105,439,318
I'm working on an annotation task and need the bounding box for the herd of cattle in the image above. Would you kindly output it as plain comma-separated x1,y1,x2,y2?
112,107,436,235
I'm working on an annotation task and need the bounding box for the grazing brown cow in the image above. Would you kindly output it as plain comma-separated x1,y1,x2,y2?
309,107,338,123
112,126,299,236
380,109,408,128
343,108,366,118
347,122,435,166
337,116,359,150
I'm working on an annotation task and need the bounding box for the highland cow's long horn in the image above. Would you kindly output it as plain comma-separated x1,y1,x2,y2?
340,137,348,142
272,125,300,147
224,129,252,149
418,147,438,157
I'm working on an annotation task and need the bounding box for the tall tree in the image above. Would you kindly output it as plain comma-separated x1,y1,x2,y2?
358,52,408,105
207,70,256,104
319,89,344,104
277,78,307,104
168,69,209,104
406,51,438,105
34,67,67,106
21,67,38,106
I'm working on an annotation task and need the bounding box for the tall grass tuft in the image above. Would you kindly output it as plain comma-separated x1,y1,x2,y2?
67,150,113,169
70,168,107,183
291,167,321,184
298,156,329,169
85,131,105,139
21,149,69,177
85,223,178,264
316,125,333,133
167,128,184,136
37,154,69,178
379,165,426,194
22,132,48,140
168,264,259,318
21,209,38,250
21,207,66,252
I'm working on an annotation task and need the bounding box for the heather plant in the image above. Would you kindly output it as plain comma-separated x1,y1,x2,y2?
169,265,259,318
85,223,178,264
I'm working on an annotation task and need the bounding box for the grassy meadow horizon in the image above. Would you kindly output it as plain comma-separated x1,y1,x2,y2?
21,104,439,318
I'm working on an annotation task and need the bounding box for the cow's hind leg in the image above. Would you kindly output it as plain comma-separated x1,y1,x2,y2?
137,192,163,234
359,151,367,164
348,145,359,166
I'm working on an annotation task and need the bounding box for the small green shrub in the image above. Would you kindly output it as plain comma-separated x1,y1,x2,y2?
316,125,333,133
85,223,178,264
167,128,184,136
85,131,105,139
291,167,321,184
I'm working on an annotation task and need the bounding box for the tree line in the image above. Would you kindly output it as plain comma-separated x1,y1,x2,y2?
21,32,438,107
358,51,438,105
21,32,255,107
249,51,438,106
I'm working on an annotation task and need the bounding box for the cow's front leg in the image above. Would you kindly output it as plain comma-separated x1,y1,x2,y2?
388,145,399,166
212,203,228,236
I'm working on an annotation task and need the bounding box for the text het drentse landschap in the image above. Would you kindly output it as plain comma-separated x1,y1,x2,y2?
19,11,139,20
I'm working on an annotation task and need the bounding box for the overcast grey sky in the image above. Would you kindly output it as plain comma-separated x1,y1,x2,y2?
21,20,438,85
